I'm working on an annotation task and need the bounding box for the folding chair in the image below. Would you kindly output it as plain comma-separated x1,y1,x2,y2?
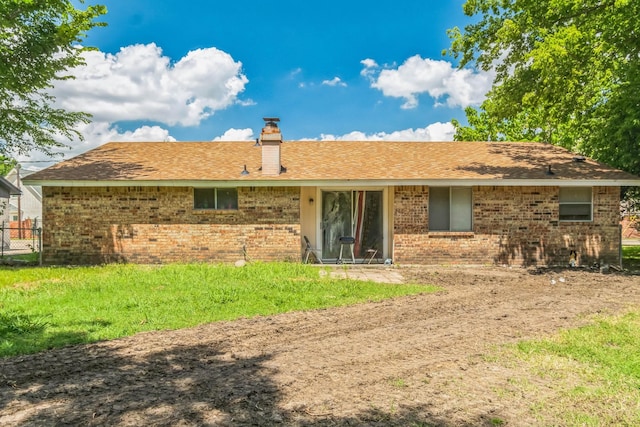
303,236,323,264
363,247,381,264
362,238,382,264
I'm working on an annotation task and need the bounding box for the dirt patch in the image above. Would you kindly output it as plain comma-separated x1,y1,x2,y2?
1,266,639,426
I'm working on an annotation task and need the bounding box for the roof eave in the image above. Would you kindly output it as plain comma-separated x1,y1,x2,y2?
23,178,640,188
0,177,21,195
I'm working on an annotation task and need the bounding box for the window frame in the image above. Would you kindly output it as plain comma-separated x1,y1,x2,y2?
428,186,473,232
559,187,592,222
193,188,238,211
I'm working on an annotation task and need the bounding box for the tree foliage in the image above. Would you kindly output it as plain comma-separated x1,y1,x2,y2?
447,0,640,175
0,155,17,176
0,0,106,157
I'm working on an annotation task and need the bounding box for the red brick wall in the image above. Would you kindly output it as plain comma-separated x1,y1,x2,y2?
9,219,36,238
393,186,621,266
42,186,300,264
42,184,621,266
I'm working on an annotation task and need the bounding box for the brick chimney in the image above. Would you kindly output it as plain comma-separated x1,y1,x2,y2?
260,117,283,176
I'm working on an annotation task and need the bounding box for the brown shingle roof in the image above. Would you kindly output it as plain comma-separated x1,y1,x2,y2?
25,140,640,185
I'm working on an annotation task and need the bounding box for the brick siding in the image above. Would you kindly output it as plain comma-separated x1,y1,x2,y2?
393,185,621,267
42,186,300,264
42,184,621,266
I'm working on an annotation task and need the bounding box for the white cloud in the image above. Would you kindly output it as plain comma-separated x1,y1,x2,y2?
363,55,493,109
236,99,257,107
108,124,176,142
50,43,249,126
321,77,347,87
360,58,378,69
213,128,255,141
318,122,455,141
360,58,379,78
17,122,176,168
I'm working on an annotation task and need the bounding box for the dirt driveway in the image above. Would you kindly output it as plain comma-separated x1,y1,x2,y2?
1,266,640,426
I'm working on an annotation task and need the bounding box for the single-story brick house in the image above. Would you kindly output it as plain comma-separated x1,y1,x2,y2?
25,118,640,266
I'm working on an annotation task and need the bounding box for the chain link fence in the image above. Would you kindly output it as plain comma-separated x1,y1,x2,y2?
1,222,42,264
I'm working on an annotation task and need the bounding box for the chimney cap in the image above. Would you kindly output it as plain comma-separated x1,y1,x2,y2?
261,117,282,139
263,117,280,128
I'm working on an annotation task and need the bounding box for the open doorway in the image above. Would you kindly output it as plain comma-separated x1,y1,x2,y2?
321,190,383,261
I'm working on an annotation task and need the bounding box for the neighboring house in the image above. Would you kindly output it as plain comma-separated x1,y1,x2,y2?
0,176,21,250
25,118,640,266
5,167,42,224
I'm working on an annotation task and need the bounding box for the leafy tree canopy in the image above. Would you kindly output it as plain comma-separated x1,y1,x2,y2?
447,0,640,175
0,0,106,157
0,156,17,176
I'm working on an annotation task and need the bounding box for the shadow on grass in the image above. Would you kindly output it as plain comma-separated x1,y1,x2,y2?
623,246,640,272
0,252,39,266
0,311,92,357
1,339,504,426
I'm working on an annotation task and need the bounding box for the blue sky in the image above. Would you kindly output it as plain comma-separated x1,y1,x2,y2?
21,0,494,168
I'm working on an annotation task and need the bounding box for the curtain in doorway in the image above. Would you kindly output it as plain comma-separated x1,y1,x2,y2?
352,190,365,256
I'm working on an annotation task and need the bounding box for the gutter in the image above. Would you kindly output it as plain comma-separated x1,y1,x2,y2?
23,178,640,188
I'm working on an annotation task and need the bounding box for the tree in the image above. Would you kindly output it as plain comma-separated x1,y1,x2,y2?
451,100,550,142
0,0,106,157
446,0,640,175
0,156,17,176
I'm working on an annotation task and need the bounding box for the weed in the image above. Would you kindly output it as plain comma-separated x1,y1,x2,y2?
0,312,49,335
389,377,407,388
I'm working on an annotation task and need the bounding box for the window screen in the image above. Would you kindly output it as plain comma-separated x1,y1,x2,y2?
429,187,472,231
194,188,238,210
429,187,450,231
559,187,592,221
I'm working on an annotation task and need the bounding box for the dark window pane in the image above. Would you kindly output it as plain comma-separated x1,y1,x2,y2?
559,204,591,221
217,188,238,210
194,188,215,209
429,187,450,231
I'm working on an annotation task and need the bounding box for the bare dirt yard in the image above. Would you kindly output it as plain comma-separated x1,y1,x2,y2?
1,266,640,426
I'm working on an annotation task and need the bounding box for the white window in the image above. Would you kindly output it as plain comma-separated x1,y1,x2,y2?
194,188,238,210
429,187,473,231
559,187,592,221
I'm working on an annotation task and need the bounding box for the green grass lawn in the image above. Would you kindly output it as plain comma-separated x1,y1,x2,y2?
623,245,640,271
512,310,640,426
0,262,438,357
